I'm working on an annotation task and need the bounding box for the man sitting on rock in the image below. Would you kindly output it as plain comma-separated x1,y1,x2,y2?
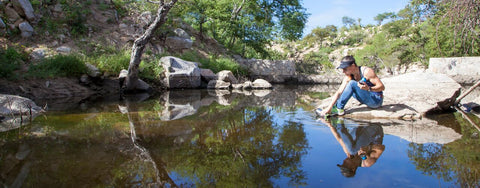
317,55,385,116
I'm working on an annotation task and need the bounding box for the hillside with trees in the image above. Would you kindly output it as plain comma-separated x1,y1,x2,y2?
0,0,479,88
278,0,480,75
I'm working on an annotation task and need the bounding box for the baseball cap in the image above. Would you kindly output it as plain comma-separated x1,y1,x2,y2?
337,60,355,69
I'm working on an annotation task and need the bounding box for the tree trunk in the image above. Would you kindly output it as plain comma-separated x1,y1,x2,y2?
124,0,178,92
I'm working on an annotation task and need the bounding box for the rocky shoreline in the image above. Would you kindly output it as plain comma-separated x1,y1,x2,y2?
0,56,479,127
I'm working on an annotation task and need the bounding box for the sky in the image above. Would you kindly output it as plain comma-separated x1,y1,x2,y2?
302,0,410,35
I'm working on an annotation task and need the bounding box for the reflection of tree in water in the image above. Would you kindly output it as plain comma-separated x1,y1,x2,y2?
124,100,177,187
143,106,310,187
407,113,480,187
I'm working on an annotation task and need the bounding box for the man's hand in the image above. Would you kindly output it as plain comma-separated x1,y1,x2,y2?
315,108,331,118
357,82,369,91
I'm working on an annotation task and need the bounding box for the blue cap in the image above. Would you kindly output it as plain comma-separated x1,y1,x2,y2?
337,60,355,69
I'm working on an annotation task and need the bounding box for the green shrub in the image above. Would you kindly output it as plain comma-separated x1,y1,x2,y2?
300,47,334,73
139,59,164,81
201,57,248,76
342,31,366,45
61,1,90,37
28,55,87,78
0,47,25,79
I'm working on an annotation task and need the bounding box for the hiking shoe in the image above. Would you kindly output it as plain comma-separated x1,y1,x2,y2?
331,106,345,116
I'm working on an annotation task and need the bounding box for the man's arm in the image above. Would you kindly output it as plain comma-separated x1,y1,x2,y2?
323,76,350,114
363,67,385,92
319,118,352,157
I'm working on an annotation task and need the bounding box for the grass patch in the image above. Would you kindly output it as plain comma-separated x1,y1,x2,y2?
200,57,248,76
92,50,130,75
27,55,87,78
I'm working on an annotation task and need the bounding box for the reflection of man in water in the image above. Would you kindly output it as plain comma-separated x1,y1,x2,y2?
322,117,385,177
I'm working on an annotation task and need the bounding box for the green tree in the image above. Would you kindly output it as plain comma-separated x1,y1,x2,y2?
408,0,439,23
177,0,309,58
342,16,356,28
302,25,336,48
354,32,399,73
374,12,395,25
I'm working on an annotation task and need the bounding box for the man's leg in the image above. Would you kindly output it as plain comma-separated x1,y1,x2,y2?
352,87,383,109
336,80,357,109
337,80,383,109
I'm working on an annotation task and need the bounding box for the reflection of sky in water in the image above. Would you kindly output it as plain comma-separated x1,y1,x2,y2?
1,91,472,187
269,107,455,187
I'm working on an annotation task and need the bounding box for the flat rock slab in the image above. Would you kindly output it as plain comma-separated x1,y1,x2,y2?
316,71,462,119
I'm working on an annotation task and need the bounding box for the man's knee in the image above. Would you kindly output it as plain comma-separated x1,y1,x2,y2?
347,80,357,87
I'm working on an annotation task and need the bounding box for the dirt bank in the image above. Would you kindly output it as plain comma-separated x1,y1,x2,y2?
0,77,123,106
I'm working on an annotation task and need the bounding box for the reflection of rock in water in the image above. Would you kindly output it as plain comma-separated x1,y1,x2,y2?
253,90,271,97
158,88,300,121
382,121,462,144
342,118,462,144
161,104,197,121
0,115,38,132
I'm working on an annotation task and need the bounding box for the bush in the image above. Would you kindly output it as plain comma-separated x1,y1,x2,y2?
342,31,366,45
139,59,164,81
28,55,87,78
200,57,248,76
300,47,334,73
0,47,25,79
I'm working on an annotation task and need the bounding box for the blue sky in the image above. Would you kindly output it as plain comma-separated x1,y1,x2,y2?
302,0,410,35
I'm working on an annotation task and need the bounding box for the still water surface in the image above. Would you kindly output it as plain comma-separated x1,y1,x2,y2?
1,86,479,187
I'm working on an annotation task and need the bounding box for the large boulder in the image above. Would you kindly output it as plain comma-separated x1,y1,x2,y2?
0,94,43,131
86,63,101,78
200,68,217,82
165,36,193,51
217,70,238,84
174,28,190,39
429,57,480,85
160,56,201,89
252,79,273,89
207,80,230,89
5,4,21,23
18,21,33,38
118,69,151,91
235,57,296,83
0,94,42,116
315,71,462,119
12,0,36,22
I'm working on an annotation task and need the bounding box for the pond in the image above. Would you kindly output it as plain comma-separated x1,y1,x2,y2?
1,85,479,187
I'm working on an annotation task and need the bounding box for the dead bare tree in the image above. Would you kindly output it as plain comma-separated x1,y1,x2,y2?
439,0,480,55
124,0,179,92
